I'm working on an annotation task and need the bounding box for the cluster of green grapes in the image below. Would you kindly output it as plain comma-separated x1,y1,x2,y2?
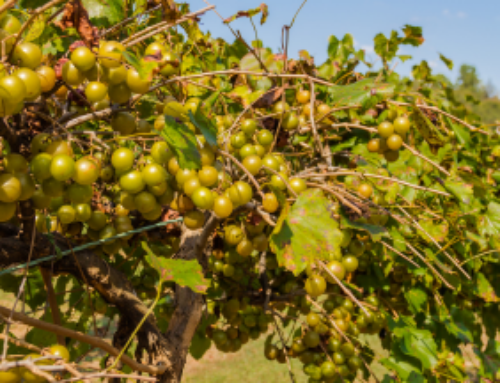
367,114,411,162
0,344,71,383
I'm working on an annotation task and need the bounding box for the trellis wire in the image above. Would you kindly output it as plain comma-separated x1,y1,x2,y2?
0,217,184,276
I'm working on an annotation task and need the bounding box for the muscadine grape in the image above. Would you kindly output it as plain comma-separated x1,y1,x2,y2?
46,140,73,157
99,41,124,68
16,173,35,201
111,112,136,136
167,157,180,175
270,172,288,191
12,42,42,69
142,163,167,186
108,82,132,104
13,68,41,100
36,66,56,92
0,173,21,202
126,68,150,94
239,145,257,161
111,147,134,171
289,178,307,195
325,261,346,283
282,112,299,130
242,155,262,175
66,183,92,203
142,203,162,221
58,205,76,224
0,75,26,104
384,150,399,162
198,166,218,187
305,274,326,297
120,170,145,193
134,191,157,213
296,89,310,104
151,141,172,164
241,119,257,136
386,134,403,151
234,181,253,204
367,138,380,152
30,153,52,181
377,121,394,138
71,46,96,72
175,168,197,186
74,158,99,185
256,129,273,146
394,116,410,135
358,183,373,199
87,210,107,231
62,61,85,86
230,132,247,149
50,154,75,181
75,203,92,222
48,344,70,363
262,193,279,213
4,153,28,173
184,209,205,229
191,186,214,209
0,201,16,222
85,81,108,103
183,177,201,196
213,195,233,218
31,188,51,209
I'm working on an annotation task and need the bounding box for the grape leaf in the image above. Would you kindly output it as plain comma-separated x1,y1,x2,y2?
404,286,427,314
159,116,201,170
474,272,499,302
328,33,354,62
84,0,124,26
269,188,343,276
188,110,218,148
444,177,474,207
374,30,400,62
475,339,500,379
400,328,438,370
327,78,395,108
477,201,500,238
340,211,386,241
380,342,421,379
439,53,454,70
142,242,208,293
441,307,475,343
411,106,448,146
24,15,45,42
417,219,448,243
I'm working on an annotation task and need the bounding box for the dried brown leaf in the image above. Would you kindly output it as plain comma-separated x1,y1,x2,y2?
55,0,99,47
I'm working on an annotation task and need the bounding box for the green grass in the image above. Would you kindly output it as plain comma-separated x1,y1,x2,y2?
182,335,308,383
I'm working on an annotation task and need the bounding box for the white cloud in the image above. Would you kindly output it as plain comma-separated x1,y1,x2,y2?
442,9,467,19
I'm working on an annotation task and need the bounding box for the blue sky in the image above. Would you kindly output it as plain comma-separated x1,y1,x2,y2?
185,0,500,92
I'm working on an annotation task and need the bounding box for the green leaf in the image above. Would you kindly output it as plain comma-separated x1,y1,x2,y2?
407,371,426,383
439,53,454,70
444,177,474,206
327,33,354,62
159,116,201,170
398,55,412,63
374,30,399,62
400,327,438,370
411,106,447,146
404,286,427,314
443,116,470,148
223,3,269,25
412,60,431,81
24,15,45,42
269,189,343,276
340,210,386,241
473,272,499,302
142,242,209,294
380,342,421,379
328,78,395,108
401,25,424,46
417,219,448,243
188,110,218,147
477,202,500,238
475,339,500,379
441,307,474,343
83,0,124,27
